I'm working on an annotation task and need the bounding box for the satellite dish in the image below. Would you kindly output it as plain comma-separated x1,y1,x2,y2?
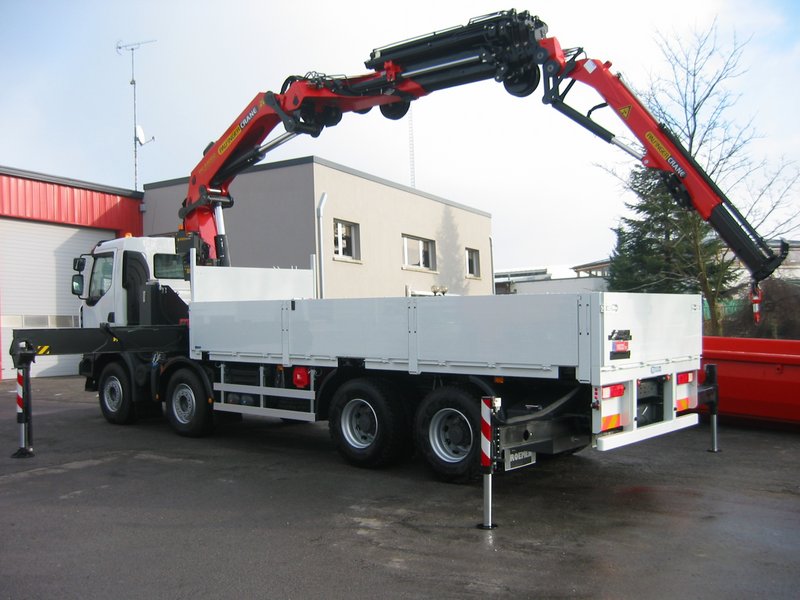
135,125,154,146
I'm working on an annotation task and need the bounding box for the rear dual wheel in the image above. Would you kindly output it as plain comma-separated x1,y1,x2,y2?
330,380,483,481
415,387,481,483
329,378,407,468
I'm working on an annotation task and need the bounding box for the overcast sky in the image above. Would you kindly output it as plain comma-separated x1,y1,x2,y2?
2,0,798,270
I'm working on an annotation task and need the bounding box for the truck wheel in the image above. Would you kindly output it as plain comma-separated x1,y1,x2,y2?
415,387,480,482
98,362,136,425
329,378,406,468
165,368,212,437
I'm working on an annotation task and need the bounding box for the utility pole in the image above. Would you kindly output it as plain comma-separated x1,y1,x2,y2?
408,104,416,188
116,39,156,190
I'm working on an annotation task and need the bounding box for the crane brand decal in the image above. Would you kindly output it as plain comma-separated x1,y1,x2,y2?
218,105,259,156
645,131,687,178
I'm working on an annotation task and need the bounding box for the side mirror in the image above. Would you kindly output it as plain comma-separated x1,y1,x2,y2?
73,257,86,272
71,274,85,296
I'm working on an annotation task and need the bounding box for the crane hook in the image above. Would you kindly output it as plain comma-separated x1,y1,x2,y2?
749,281,763,326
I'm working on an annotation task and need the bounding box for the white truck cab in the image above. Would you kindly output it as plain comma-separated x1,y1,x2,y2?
73,236,191,329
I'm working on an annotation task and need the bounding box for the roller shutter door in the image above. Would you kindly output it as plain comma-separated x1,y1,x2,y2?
0,218,115,378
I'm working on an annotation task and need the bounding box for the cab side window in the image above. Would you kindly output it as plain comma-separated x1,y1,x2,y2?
153,254,186,279
87,253,114,305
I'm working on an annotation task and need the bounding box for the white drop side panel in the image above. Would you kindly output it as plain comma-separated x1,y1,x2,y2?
191,293,583,377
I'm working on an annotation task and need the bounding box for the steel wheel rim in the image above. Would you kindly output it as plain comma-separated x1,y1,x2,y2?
173,383,196,424
102,376,123,412
340,398,377,449
429,408,473,463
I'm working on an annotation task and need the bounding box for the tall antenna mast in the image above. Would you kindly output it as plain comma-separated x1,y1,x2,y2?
408,104,416,188
116,39,156,190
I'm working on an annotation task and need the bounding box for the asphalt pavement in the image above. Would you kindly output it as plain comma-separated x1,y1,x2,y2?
1,376,798,599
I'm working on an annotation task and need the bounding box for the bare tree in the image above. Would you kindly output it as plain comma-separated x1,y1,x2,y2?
646,22,799,239
610,21,799,335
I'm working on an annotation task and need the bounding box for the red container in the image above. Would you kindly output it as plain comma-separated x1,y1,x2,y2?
702,337,800,424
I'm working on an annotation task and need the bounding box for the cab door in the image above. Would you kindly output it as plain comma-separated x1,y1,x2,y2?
82,251,122,328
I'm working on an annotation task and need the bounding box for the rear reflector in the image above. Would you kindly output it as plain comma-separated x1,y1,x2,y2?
601,414,622,431
676,372,695,385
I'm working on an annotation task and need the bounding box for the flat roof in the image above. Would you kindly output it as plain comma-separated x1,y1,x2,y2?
144,155,491,219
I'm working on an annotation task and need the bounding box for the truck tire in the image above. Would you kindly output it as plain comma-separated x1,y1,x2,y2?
98,362,136,425
329,378,406,468
165,368,213,437
415,386,480,483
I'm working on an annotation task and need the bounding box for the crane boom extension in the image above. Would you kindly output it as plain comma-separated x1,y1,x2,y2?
181,9,786,287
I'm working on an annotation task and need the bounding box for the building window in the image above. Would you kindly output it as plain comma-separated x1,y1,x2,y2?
333,219,360,260
403,234,436,270
466,248,481,277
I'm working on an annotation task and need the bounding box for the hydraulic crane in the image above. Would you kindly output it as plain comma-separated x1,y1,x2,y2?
179,9,785,293
14,10,755,474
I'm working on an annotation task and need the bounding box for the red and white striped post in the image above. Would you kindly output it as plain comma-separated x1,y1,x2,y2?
11,345,35,459
478,396,498,530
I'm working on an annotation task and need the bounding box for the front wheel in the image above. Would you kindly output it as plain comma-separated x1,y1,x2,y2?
329,378,407,468
165,368,212,437
415,387,480,482
98,362,136,425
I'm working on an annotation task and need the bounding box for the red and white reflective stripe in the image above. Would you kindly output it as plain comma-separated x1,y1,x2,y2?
480,396,492,469
675,371,697,411
16,369,24,415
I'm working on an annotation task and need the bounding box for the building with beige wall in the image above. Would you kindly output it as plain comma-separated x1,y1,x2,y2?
143,156,493,298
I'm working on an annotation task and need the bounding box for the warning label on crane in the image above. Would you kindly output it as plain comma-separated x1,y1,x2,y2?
618,105,631,119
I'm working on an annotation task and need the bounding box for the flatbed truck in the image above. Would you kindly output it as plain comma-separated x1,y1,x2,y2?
10,10,784,480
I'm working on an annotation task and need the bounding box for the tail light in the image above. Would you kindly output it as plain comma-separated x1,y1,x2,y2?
601,384,626,399
293,367,310,389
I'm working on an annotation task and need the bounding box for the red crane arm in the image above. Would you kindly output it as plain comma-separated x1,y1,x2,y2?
180,10,550,265
538,40,787,283
181,75,428,262
179,9,786,286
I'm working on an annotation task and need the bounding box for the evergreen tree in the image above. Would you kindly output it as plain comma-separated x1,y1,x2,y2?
608,168,697,294
608,167,737,333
